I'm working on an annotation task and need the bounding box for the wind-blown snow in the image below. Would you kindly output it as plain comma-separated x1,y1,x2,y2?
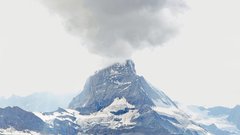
76,97,139,129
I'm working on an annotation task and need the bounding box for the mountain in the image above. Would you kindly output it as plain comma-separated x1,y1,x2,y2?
67,60,207,134
0,60,209,134
227,105,240,129
0,106,47,134
0,106,79,135
207,106,231,116
69,60,177,114
0,92,74,112
181,105,240,135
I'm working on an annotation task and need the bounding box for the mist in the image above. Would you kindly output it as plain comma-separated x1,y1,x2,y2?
40,0,185,58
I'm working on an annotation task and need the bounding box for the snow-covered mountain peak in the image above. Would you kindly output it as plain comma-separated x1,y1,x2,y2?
104,97,135,112
69,59,177,114
95,59,136,78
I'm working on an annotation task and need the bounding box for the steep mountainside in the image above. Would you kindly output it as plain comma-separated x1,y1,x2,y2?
0,107,46,132
69,60,177,114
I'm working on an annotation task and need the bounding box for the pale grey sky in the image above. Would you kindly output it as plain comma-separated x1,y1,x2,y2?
0,0,239,107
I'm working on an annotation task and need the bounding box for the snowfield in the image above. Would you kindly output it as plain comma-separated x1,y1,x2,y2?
35,97,140,131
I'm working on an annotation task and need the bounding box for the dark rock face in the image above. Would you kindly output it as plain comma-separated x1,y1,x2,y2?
69,60,176,114
0,106,46,132
50,119,79,135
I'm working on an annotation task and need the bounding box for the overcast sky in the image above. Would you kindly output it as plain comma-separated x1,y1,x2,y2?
0,0,239,107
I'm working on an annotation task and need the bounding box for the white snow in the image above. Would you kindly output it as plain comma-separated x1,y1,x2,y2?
110,68,119,75
187,124,205,131
33,97,212,134
113,81,131,86
0,128,40,135
35,98,139,130
122,84,131,91
152,106,179,116
104,97,134,111
76,97,139,130
179,104,240,134
34,112,56,126
152,106,207,134
34,110,75,126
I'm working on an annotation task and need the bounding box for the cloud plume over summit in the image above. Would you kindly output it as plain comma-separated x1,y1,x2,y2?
41,0,185,57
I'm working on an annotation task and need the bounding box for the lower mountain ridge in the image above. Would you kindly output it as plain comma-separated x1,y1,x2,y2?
181,105,240,135
0,92,74,112
0,60,210,135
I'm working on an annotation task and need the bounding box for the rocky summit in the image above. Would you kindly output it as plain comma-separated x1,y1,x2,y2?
69,60,177,114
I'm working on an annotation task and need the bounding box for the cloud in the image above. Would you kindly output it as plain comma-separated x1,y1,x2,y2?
41,0,186,58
